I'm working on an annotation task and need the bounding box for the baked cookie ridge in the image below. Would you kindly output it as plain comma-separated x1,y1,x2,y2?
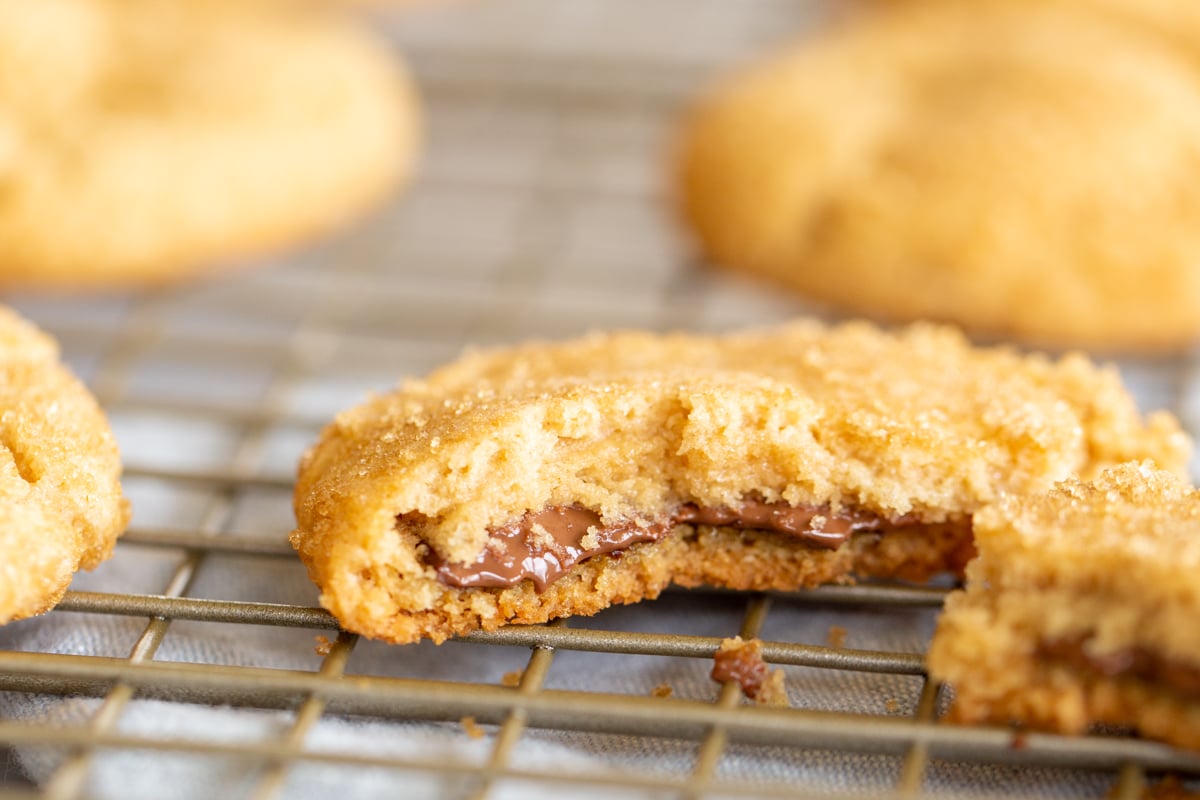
929,462,1200,751
291,320,1189,643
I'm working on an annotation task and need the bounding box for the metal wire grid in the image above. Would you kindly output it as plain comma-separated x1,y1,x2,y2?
1,1,1200,797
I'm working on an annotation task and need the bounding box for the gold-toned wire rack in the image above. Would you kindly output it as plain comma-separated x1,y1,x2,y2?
2,1,1200,798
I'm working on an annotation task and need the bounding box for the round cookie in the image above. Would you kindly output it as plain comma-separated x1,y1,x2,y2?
292,320,1188,643
0,0,419,289
676,0,1200,352
0,307,130,624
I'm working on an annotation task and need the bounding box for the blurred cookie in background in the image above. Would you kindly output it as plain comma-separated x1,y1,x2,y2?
0,0,419,290
675,0,1200,353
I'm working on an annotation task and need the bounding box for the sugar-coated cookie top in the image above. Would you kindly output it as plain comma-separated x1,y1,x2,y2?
973,462,1200,587
294,320,1188,564
0,306,129,622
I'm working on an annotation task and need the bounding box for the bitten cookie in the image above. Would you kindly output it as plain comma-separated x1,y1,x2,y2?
676,0,1200,351
929,463,1200,751
0,0,418,288
0,307,130,623
291,320,1188,643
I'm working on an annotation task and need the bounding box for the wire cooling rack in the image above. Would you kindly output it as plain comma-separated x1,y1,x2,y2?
3,1,1200,798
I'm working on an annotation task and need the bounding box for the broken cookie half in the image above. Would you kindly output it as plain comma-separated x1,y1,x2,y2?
291,320,1188,643
929,462,1200,751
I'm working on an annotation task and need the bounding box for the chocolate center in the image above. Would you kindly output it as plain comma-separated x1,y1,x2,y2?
1039,638,1200,699
427,500,893,593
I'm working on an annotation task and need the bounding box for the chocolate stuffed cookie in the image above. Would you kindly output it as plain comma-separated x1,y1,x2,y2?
929,462,1200,751
0,307,129,624
291,321,1188,643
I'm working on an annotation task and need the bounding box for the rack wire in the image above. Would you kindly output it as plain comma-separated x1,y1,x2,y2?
2,1,1199,797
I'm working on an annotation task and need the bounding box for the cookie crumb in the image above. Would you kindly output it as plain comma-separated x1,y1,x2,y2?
826,625,848,649
579,527,600,551
651,682,673,698
314,635,333,656
756,668,789,707
528,523,556,550
501,670,524,688
460,716,485,740
885,698,900,714
712,636,789,706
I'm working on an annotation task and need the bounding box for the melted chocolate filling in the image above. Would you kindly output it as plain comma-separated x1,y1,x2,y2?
1039,638,1200,699
427,500,906,592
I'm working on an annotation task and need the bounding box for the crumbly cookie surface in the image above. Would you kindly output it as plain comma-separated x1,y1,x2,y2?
0,307,130,623
676,0,1200,351
291,321,1188,643
0,0,418,288
929,462,1200,750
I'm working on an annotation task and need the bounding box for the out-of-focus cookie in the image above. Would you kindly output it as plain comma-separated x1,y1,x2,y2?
291,320,1188,643
676,0,1200,352
929,462,1200,751
0,0,419,289
0,307,130,624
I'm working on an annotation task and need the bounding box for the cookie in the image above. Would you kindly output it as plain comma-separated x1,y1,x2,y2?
929,463,1200,751
291,320,1188,643
0,0,418,288
0,307,130,624
675,0,1200,352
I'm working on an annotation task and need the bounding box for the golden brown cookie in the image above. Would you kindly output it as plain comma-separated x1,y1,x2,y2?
0,307,130,624
0,0,419,289
929,463,1200,751
676,0,1200,352
291,320,1188,643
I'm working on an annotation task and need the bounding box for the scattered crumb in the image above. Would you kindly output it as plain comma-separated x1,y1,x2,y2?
826,625,848,649
501,670,524,688
885,698,900,714
460,716,485,740
711,636,790,706
1009,731,1028,751
314,635,333,656
756,668,789,707
651,682,673,698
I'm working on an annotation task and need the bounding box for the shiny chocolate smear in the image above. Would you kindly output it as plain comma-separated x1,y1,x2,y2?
430,499,886,593
433,506,667,592
676,502,879,549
